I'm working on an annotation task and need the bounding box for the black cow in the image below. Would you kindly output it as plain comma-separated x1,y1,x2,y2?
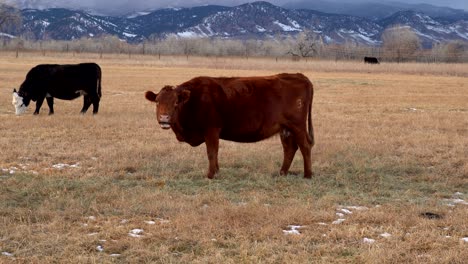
12,63,102,115
364,57,379,64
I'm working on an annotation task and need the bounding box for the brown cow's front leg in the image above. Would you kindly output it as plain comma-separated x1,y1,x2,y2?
204,128,220,179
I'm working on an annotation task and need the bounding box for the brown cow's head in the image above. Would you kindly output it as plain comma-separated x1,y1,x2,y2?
145,86,191,130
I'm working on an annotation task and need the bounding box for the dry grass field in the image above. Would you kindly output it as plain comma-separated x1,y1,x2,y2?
0,51,467,263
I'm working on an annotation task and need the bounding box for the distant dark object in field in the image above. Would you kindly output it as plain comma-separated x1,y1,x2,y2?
12,63,102,115
364,57,379,64
420,212,443,219
145,73,314,179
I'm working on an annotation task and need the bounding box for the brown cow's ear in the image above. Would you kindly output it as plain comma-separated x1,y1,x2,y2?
178,90,191,104
145,91,158,102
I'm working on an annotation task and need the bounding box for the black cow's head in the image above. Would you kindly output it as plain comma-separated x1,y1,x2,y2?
145,86,191,130
12,88,30,115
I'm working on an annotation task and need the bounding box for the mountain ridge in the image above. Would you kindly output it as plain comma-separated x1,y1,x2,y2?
3,1,467,47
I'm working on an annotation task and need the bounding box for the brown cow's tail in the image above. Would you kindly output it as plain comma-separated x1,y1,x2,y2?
308,82,315,147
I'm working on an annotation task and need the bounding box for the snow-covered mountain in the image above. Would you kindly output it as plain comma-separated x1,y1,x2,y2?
5,1,468,46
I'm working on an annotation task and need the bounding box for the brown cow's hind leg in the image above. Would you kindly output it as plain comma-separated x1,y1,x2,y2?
279,128,298,176
291,128,313,178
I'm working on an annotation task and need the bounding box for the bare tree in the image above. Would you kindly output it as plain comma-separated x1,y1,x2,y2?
0,1,21,33
382,25,421,62
444,41,466,63
288,30,323,58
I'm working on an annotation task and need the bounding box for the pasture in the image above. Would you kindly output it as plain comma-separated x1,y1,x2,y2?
0,52,467,263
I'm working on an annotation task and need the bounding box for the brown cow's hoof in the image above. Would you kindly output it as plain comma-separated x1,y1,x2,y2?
304,172,313,179
207,172,217,179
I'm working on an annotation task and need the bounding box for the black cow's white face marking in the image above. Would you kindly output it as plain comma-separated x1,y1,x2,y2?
12,91,28,115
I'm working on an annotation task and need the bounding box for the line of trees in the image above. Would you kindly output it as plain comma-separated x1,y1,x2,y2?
2,32,466,63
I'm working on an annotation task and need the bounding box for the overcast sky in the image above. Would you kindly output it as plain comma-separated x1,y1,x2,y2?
6,0,468,13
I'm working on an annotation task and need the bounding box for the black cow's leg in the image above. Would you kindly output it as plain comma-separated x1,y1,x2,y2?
291,127,313,178
80,96,92,114
46,97,54,115
92,97,100,114
34,97,45,115
279,127,298,176
204,128,221,179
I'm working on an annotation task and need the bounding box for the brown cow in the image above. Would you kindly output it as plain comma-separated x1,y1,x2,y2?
145,73,314,179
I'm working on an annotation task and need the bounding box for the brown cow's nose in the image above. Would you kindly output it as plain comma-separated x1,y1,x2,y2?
159,115,171,129
159,115,170,123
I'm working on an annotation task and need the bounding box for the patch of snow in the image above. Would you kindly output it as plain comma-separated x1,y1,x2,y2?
340,208,353,214
426,25,451,34
283,229,301,235
343,206,368,211
283,225,304,235
445,198,468,206
462,237,468,243
273,21,300,32
52,163,80,169
156,218,170,224
96,245,104,252
87,216,96,221
122,32,137,38
145,220,156,225
129,228,144,238
332,218,346,225
110,254,121,257
380,233,391,238
317,222,328,226
127,11,151,18
363,237,375,244
354,33,380,45
120,219,128,224
256,25,266,32
288,18,301,28
177,31,200,38
0,32,16,38
87,232,99,236
2,252,13,257
336,212,345,218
